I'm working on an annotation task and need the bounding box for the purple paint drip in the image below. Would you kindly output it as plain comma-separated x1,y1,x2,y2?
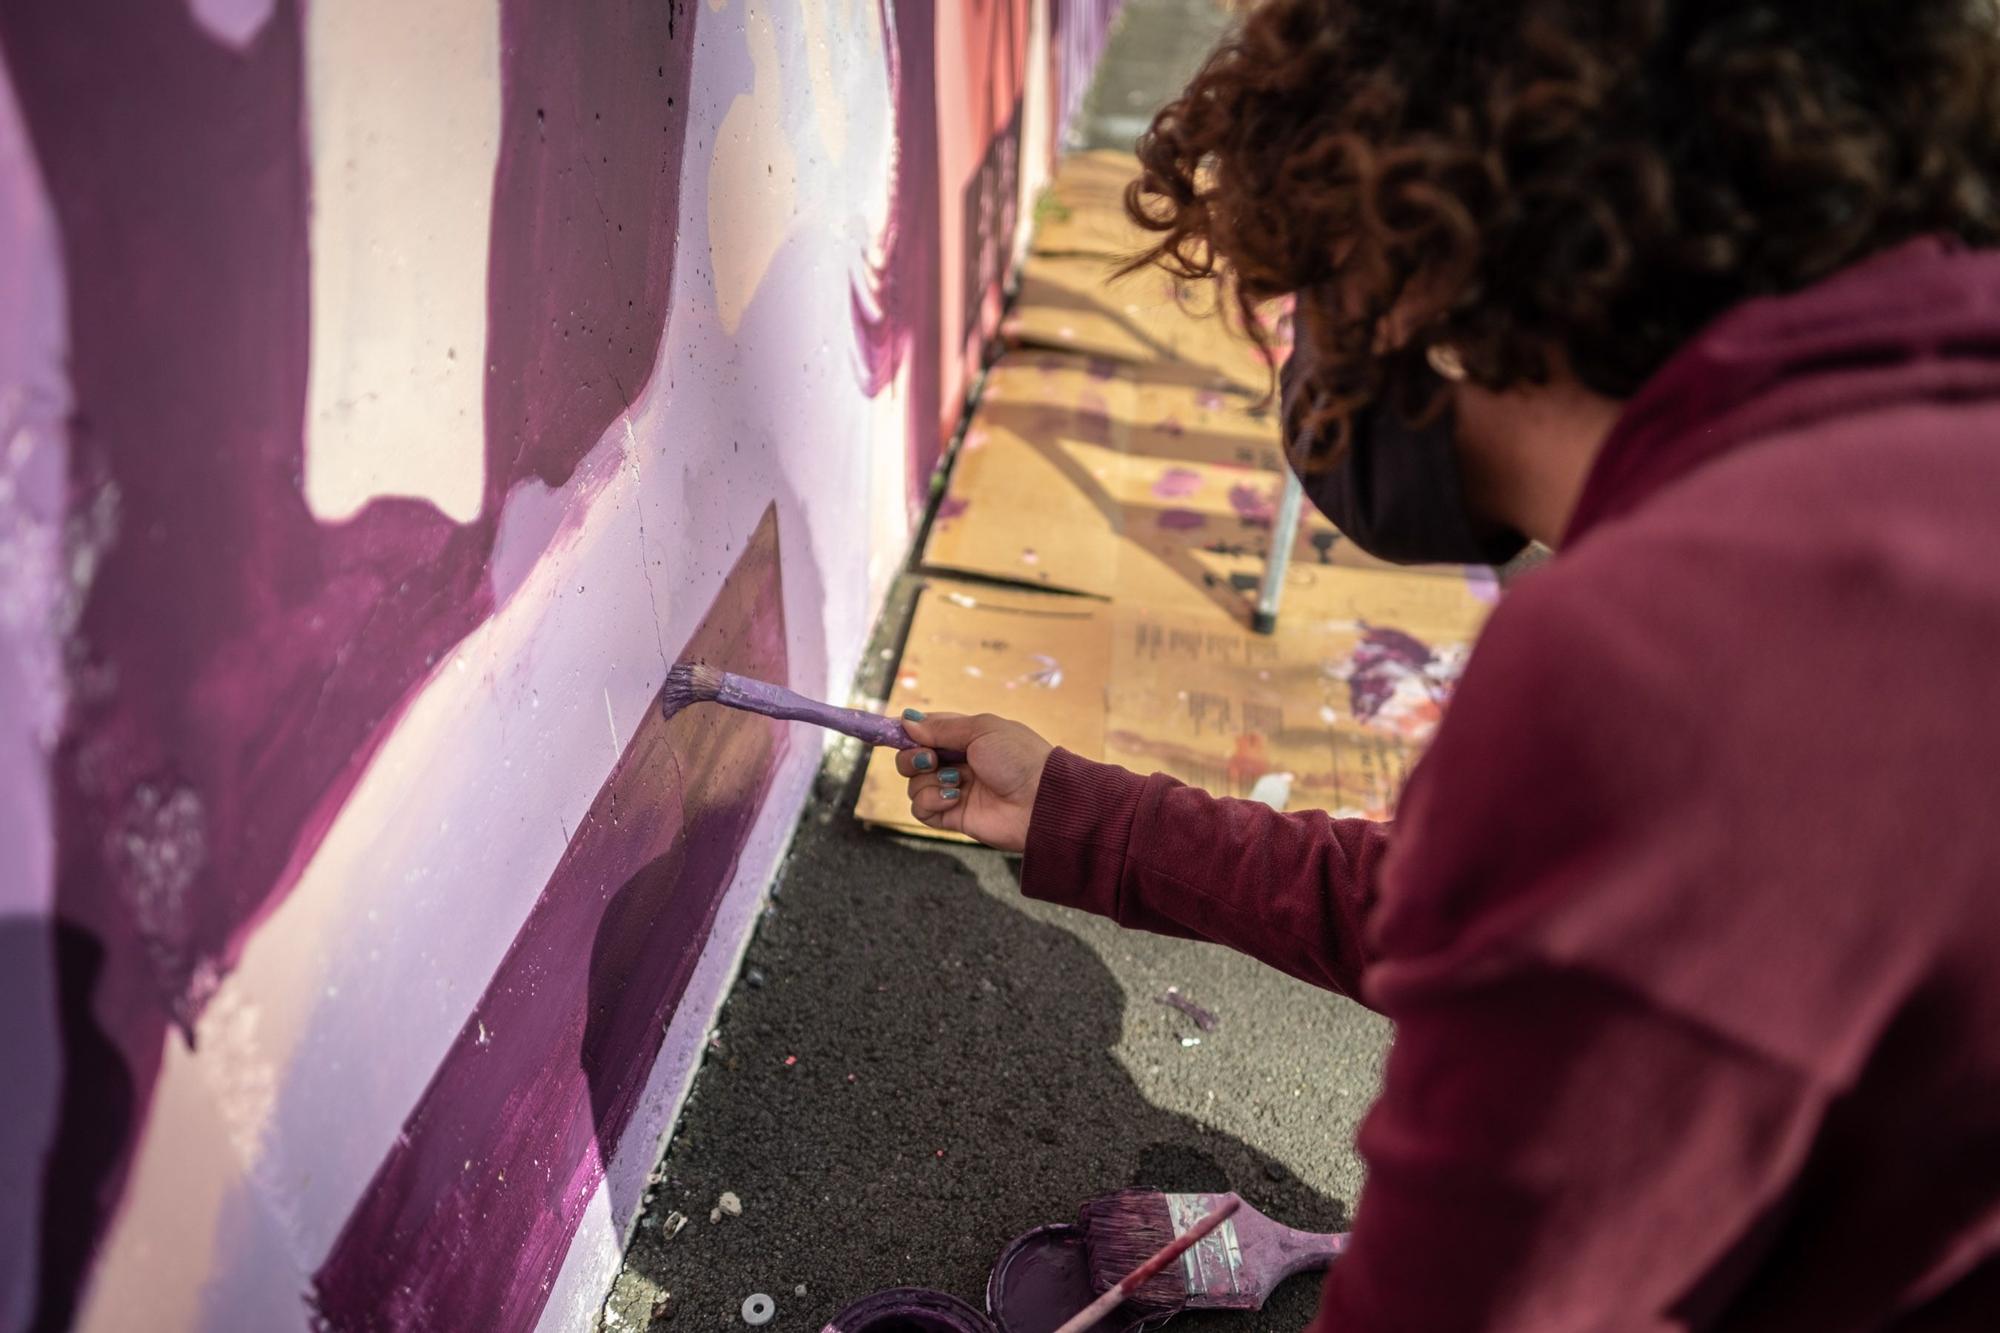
710,672,967,765
1156,988,1218,1031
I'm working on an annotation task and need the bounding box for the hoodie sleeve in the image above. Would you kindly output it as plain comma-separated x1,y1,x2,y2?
1018,747,1393,1002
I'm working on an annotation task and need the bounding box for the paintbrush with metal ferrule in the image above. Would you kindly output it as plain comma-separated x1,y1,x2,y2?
1052,1195,1241,1333
1077,1190,1349,1316
660,663,967,764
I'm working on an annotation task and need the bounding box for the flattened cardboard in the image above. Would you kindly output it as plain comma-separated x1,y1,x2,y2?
1002,253,1283,397
865,148,1498,841
922,351,1438,625
857,571,1494,837
1105,572,1493,820
1031,150,1148,256
855,580,1109,837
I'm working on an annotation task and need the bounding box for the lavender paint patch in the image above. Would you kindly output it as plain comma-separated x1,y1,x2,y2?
1229,482,1277,526
1158,986,1218,1032
103,779,211,1029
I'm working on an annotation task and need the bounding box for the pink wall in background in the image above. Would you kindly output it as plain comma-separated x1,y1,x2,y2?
0,1,1124,1329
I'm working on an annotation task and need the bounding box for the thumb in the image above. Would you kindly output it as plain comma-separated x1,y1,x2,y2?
901,709,982,751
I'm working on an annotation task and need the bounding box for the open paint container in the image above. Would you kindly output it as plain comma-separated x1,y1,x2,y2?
823,1224,1161,1333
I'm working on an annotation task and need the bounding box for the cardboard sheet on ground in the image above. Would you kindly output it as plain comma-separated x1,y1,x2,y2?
856,572,1496,838
1031,150,1149,256
922,352,1487,625
1003,253,1283,396
855,581,1109,843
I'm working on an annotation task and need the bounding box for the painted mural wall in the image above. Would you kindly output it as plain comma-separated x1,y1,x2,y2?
0,1,1124,1329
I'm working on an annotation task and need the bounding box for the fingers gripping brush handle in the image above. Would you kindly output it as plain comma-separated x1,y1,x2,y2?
1051,1197,1243,1333
661,665,967,764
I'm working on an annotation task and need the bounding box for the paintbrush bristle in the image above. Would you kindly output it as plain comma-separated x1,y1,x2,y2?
659,661,724,720
1078,1190,1185,1315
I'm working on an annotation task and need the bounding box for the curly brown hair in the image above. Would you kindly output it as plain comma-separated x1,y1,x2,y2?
1127,0,2000,457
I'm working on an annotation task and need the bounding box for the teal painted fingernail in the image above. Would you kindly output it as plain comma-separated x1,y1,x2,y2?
903,707,926,721
914,752,934,772
941,787,961,801
938,768,961,785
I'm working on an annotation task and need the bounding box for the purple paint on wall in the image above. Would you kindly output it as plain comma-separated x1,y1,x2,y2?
1049,0,1125,144
960,96,1023,349
0,0,698,1323
485,0,695,485
313,508,791,1333
853,0,944,522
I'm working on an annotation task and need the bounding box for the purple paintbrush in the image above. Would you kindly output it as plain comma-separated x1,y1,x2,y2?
1077,1190,1349,1316
660,663,967,764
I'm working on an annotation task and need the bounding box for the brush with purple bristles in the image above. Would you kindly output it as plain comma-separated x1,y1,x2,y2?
1078,1190,1349,1317
660,663,967,764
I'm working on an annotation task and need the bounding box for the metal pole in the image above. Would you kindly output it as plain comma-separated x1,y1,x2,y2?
1252,469,1304,634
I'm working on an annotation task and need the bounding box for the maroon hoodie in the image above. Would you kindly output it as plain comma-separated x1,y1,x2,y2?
1021,237,2000,1330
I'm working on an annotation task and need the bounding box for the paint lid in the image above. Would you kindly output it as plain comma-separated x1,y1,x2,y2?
821,1286,998,1333
985,1224,1161,1333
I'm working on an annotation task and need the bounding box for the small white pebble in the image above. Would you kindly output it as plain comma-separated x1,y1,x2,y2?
717,1191,743,1217
794,1285,808,1297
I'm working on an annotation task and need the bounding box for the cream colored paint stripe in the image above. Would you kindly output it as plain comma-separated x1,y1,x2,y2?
301,0,499,525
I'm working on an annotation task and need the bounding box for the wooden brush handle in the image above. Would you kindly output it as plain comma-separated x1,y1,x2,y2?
1271,1226,1349,1280
717,674,966,763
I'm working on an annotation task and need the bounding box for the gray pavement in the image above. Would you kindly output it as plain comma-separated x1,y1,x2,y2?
1070,0,1238,153
601,5,1393,1329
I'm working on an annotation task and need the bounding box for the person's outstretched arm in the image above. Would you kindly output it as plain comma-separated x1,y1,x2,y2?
898,712,1392,1002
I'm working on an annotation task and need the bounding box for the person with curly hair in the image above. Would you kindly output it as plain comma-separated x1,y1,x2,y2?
902,1,2000,1327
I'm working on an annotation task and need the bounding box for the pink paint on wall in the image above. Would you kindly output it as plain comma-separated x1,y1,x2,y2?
857,0,1124,521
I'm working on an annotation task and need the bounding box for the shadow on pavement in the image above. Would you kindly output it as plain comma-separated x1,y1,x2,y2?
615,805,1350,1331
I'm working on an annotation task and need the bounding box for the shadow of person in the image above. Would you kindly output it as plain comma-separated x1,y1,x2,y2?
615,806,1355,1331
17,921,138,1333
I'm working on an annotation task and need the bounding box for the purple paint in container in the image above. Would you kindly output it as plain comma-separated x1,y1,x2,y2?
824,1225,1158,1333
987,1225,1159,1333
822,1287,995,1333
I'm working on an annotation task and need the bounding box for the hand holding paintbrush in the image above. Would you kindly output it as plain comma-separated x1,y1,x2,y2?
661,663,967,763
663,663,1057,851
